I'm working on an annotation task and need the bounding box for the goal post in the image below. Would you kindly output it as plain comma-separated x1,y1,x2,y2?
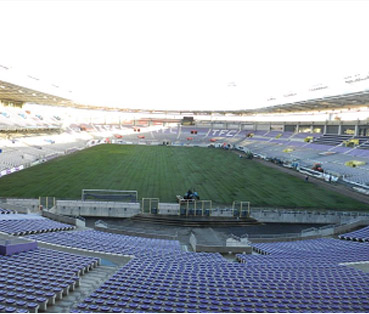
81,189,138,202
232,201,250,217
39,196,56,210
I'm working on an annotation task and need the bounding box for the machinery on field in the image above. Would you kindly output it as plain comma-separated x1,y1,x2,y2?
176,189,200,202
312,163,324,172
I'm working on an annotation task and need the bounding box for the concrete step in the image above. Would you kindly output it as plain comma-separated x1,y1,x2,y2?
192,228,223,245
130,214,260,227
46,265,121,313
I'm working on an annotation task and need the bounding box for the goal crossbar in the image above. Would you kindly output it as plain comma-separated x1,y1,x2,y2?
81,189,138,202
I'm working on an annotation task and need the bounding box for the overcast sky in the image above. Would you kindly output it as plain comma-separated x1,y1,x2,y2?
1,0,369,110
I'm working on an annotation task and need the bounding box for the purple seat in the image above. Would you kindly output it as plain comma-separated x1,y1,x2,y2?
16,300,27,307
25,296,37,302
77,303,88,309
175,307,185,312
100,295,110,300
5,307,17,313
36,297,47,303
128,303,138,309
88,304,99,311
26,302,39,310
106,299,116,306
53,287,63,294
6,292,16,298
14,287,25,293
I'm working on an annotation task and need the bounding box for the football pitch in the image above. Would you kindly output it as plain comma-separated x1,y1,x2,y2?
0,144,367,210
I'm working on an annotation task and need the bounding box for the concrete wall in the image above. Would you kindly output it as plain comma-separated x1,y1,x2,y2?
212,208,236,217
250,208,369,224
212,123,226,129
95,225,178,240
194,244,252,254
189,232,197,251
334,218,369,235
248,218,369,243
3,198,39,213
3,198,368,226
190,232,252,254
41,209,85,227
157,205,239,217
56,200,140,218
158,203,180,215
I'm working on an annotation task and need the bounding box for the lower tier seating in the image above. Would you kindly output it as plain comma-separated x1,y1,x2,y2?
0,247,100,313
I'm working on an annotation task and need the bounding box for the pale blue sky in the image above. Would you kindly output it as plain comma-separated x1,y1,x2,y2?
1,0,369,110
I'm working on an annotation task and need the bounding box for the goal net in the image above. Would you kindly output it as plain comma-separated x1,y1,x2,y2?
81,189,138,202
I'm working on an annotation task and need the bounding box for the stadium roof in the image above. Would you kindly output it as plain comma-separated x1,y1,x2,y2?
245,90,369,114
1,77,369,116
0,79,75,107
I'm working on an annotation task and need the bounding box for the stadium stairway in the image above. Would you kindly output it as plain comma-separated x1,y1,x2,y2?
191,228,224,246
129,214,260,227
47,264,121,313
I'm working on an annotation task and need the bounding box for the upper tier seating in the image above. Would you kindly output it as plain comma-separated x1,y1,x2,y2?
313,134,353,146
291,132,322,139
0,107,61,131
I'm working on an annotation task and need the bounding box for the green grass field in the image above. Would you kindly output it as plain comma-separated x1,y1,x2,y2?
0,144,367,210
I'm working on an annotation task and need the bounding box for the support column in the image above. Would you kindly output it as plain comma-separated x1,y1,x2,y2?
338,124,342,135
355,124,359,136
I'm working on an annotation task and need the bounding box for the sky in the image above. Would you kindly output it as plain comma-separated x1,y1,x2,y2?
1,0,369,111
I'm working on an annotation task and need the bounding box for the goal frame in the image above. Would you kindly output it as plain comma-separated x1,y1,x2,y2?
141,198,160,214
81,189,138,202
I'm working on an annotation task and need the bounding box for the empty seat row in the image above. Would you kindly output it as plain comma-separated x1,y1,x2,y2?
0,208,16,215
0,247,100,313
0,218,75,236
26,230,183,258
72,242,369,313
339,225,369,242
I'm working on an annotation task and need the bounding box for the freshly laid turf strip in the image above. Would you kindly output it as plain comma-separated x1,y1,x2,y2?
0,144,367,210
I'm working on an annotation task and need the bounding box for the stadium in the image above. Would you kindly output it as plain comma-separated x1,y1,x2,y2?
0,1,369,313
